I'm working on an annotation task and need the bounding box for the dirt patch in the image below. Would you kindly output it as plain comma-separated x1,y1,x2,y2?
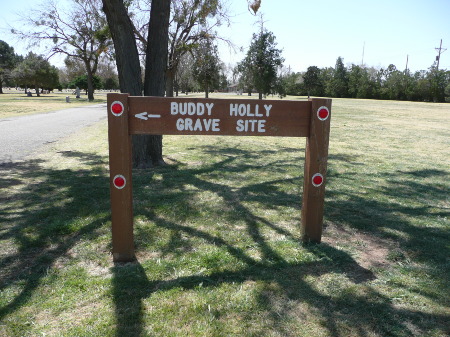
323,223,396,270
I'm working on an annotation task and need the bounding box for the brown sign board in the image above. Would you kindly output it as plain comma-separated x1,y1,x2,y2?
128,97,311,137
107,93,332,262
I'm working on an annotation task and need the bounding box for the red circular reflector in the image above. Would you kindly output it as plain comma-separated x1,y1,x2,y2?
113,175,126,189
317,106,329,121
111,101,124,116
312,173,324,187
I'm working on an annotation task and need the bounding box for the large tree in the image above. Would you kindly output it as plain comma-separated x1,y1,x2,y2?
329,56,349,98
103,0,261,167
347,65,375,99
0,40,18,94
102,0,170,167
303,66,323,97
13,0,111,101
12,52,59,95
237,28,284,99
70,74,103,93
445,82,450,102
192,38,221,98
427,64,450,103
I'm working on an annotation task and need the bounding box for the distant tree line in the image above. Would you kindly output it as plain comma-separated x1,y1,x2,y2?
0,43,60,96
280,57,450,103
0,39,119,95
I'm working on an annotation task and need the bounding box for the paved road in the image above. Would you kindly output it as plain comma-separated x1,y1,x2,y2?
0,104,107,164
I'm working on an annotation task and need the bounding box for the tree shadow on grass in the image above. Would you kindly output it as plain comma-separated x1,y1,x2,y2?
0,152,110,320
113,219,447,336
3,143,445,335
112,145,449,336
328,175,450,326
325,166,450,297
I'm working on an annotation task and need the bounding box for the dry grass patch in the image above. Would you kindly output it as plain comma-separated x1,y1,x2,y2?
0,91,107,118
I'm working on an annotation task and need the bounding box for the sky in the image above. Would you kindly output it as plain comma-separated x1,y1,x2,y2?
1,0,449,73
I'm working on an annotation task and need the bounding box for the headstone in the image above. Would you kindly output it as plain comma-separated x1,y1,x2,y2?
66,96,70,103
76,87,81,99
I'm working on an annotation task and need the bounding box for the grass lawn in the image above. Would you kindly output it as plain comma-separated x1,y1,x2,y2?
0,89,108,118
0,95,449,336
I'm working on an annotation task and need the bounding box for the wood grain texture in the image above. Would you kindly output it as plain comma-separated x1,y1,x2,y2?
128,97,311,137
108,93,135,261
301,98,332,242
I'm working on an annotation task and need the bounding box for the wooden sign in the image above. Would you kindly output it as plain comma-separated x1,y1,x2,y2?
127,97,311,137
107,94,331,262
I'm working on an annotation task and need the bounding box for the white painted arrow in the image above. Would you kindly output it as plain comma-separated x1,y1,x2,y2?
135,112,148,120
134,112,161,120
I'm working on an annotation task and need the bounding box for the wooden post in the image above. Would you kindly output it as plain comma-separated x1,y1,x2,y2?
301,98,332,242
107,93,135,261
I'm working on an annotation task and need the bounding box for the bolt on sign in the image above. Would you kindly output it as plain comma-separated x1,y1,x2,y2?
108,94,331,262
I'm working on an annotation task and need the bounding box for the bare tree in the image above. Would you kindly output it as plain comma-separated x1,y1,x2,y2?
124,1,233,97
12,0,111,101
165,0,231,97
59,57,85,88
175,53,195,95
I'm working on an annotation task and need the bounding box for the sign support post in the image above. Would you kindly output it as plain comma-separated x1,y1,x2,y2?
301,98,332,242
108,93,135,262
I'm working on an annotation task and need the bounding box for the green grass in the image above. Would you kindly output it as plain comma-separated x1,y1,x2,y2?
0,96,449,336
0,89,108,118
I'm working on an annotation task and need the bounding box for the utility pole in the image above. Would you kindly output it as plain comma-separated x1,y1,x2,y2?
405,54,409,73
435,39,447,70
404,54,409,98
361,41,365,66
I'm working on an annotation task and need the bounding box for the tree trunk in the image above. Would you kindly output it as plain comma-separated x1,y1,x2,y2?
259,92,263,99
142,0,170,166
86,66,95,101
0,80,3,94
35,85,40,97
103,0,152,168
102,0,142,97
166,68,175,97
205,84,209,98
